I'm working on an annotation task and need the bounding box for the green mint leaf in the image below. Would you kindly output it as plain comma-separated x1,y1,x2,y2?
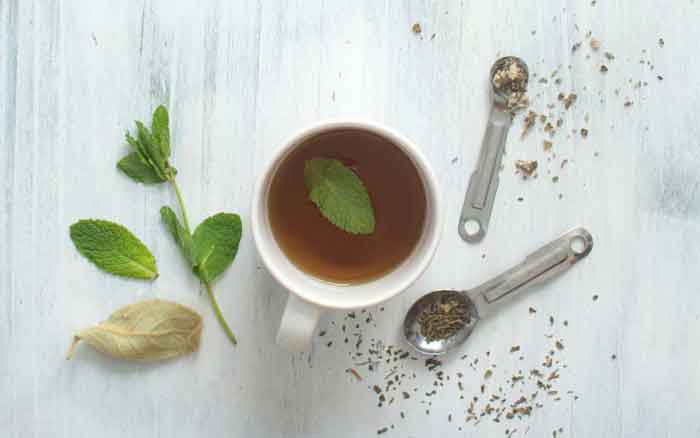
160,206,194,264
125,131,154,168
117,152,167,184
304,158,375,234
118,106,178,184
121,129,168,183
191,213,242,282
151,105,171,158
136,121,167,176
69,219,158,279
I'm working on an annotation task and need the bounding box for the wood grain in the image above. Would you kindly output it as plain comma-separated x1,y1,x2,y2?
1,0,699,436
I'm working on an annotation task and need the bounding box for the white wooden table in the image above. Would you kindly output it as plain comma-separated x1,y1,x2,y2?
2,1,699,437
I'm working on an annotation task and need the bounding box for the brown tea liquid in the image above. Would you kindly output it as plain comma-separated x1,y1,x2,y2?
268,129,427,284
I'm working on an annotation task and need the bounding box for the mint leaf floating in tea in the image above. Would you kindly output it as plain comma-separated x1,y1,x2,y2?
66,299,202,361
69,219,158,280
304,158,375,234
118,105,240,346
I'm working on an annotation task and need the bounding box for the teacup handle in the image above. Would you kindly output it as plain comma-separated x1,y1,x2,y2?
276,293,322,352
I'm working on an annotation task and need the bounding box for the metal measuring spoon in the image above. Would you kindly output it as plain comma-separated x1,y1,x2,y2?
458,56,529,243
403,228,592,355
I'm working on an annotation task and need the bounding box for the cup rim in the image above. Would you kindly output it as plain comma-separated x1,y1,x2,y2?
251,119,442,309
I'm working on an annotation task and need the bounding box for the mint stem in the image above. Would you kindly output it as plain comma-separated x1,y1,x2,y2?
168,177,237,347
205,280,238,345
169,178,191,233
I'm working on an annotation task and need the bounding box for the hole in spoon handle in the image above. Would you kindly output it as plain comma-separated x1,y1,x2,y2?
476,228,594,304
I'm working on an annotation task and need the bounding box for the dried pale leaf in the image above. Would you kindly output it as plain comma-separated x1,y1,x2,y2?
515,160,538,177
67,299,202,362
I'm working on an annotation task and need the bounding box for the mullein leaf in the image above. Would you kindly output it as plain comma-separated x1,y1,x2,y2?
66,299,202,361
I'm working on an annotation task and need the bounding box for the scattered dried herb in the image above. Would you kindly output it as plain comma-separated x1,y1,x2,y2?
521,110,537,139
515,160,538,177
563,93,577,110
347,368,363,381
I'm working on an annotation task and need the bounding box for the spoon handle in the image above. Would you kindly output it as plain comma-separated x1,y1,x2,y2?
458,106,512,243
470,228,593,311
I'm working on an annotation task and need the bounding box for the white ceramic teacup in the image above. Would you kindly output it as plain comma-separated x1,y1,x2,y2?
251,120,442,352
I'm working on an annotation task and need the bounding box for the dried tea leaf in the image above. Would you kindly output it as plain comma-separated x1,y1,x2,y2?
563,93,577,110
66,299,202,361
515,160,538,177
521,110,537,139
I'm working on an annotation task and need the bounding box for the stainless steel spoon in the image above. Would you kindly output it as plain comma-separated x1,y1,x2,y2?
403,228,592,355
459,56,529,243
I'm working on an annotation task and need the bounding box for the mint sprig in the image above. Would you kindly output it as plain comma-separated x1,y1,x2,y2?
118,105,240,346
69,219,158,280
117,106,176,183
304,158,375,234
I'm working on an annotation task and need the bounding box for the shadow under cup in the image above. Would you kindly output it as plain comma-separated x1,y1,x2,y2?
252,121,442,311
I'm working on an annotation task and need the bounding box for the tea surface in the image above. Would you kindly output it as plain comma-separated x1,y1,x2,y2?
268,130,426,284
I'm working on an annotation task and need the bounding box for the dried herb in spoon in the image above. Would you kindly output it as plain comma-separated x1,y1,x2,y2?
417,292,471,342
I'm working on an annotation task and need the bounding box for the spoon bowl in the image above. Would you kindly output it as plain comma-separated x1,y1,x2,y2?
403,290,479,355
490,56,530,105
